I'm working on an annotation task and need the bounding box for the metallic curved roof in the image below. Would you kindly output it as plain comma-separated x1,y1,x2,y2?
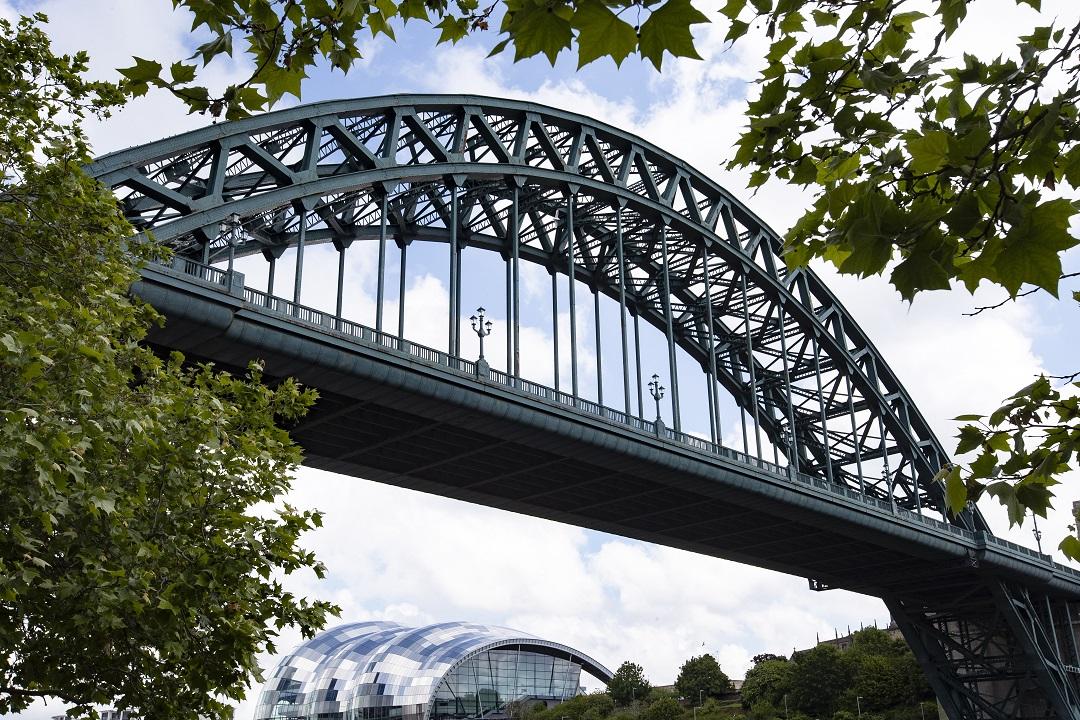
256,621,613,719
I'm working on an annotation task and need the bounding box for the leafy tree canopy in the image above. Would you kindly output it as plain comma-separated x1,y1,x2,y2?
751,653,786,666
673,654,733,703
788,645,851,718
0,14,337,719
118,0,710,119
739,658,792,711
846,627,907,657
639,695,682,720
608,661,652,706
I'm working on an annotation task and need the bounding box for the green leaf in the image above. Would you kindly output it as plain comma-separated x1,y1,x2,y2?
572,0,638,68
399,0,429,21
1060,535,1080,562
259,64,306,104
724,18,749,42
487,38,511,57
994,198,1080,296
169,62,197,85
435,16,469,44
509,4,573,63
986,481,1026,526
944,466,966,515
118,56,163,84
890,253,950,301
907,130,949,175
956,424,984,455
638,0,709,71
719,0,746,20
938,0,968,36
368,11,397,40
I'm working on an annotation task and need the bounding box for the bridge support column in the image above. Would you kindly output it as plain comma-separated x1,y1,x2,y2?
376,189,389,334
739,270,762,459
889,584,1080,720
777,304,799,474
293,203,307,308
566,186,579,403
398,238,408,338
660,223,680,433
701,242,719,445
551,269,560,392
633,310,643,420
333,235,353,327
615,200,631,416
594,288,603,406
511,181,522,380
449,180,460,357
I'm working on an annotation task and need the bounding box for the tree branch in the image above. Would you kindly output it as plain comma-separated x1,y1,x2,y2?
964,272,1080,316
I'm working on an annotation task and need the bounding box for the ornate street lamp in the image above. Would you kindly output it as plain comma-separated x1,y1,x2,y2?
1032,510,1044,554
223,212,241,277
470,307,493,361
648,374,665,421
648,373,667,435
470,307,493,377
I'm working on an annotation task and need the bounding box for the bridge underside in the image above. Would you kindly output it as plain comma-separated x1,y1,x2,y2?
136,266,1080,719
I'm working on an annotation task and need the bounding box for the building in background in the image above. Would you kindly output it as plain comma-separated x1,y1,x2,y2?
254,621,613,720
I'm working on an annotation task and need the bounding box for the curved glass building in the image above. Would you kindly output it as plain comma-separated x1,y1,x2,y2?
254,621,613,720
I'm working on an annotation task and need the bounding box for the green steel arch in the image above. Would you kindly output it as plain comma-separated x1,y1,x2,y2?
89,93,968,528
87,95,1080,719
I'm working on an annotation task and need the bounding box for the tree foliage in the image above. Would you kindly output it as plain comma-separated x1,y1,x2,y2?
745,631,932,718
788,645,851,718
719,0,1080,299
673,654,733,703
608,661,652,706
0,15,337,719
639,695,682,720
119,0,709,119
526,691,615,720
715,0,1080,543
947,374,1080,558
739,658,791,710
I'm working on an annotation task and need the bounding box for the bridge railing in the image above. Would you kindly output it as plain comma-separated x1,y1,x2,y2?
164,259,1079,572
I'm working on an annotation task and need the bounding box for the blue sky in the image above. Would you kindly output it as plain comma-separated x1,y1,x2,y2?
5,0,1080,717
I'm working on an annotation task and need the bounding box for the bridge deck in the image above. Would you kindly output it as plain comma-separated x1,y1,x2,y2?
135,260,1080,605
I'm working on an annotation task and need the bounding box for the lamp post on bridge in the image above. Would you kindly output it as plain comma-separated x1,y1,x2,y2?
1032,510,1044,554
222,212,241,277
470,307,493,378
649,374,665,436
216,212,243,295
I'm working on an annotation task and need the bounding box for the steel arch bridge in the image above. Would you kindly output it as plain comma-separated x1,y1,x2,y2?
89,94,1080,719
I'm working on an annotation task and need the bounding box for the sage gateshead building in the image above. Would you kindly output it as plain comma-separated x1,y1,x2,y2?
254,621,614,720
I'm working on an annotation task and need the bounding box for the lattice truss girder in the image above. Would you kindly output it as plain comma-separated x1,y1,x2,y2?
91,96,973,526
890,582,1080,720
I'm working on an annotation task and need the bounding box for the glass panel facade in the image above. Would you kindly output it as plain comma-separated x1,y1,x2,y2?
431,649,582,720
254,623,606,720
